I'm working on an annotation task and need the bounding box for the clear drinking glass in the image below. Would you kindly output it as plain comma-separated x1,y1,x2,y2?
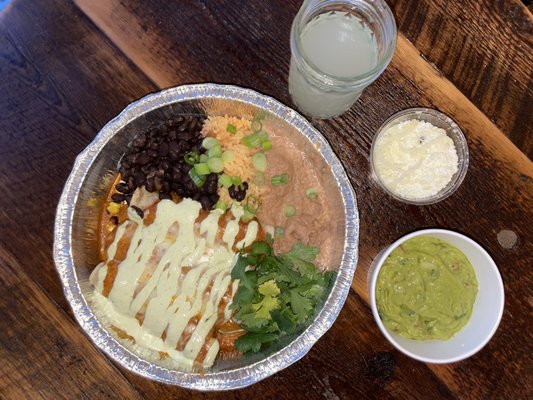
289,0,397,119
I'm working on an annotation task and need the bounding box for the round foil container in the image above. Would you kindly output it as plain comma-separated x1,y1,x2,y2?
54,84,359,390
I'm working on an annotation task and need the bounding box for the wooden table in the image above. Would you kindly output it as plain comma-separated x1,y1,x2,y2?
1,1,532,399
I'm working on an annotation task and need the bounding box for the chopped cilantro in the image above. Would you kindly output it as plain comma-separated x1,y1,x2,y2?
231,241,334,354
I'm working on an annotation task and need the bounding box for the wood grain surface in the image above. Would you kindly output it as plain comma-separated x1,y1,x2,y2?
1,0,532,399
387,0,533,157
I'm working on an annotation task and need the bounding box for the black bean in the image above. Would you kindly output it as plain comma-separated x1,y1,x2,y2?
110,216,119,225
131,206,144,219
227,184,247,202
159,192,172,200
172,170,182,182
121,169,132,182
136,154,151,166
134,172,145,187
154,176,163,191
146,149,158,159
111,193,126,203
158,142,169,157
132,134,147,148
205,179,217,194
127,176,135,189
168,140,182,155
125,153,137,163
209,193,220,203
147,165,158,175
235,191,245,202
145,177,155,192
185,179,196,192
147,141,159,150
159,160,170,171
199,196,212,210
116,115,209,202
116,182,132,194
192,118,202,131
242,181,249,190
182,130,195,140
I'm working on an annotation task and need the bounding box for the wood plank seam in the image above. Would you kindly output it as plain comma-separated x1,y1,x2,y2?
68,0,161,91
394,33,533,169
0,242,145,399
72,0,532,168
0,28,108,138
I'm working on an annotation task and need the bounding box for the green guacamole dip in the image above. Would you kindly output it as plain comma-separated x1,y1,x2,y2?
376,237,478,340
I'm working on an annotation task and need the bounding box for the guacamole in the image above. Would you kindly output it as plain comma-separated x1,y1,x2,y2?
376,237,478,340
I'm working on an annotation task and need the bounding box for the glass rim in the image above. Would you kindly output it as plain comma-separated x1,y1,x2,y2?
291,0,397,89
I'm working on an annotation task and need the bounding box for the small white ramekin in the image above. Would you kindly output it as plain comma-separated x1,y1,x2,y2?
370,108,469,205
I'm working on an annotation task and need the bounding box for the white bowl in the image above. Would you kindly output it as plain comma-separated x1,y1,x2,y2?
369,229,504,363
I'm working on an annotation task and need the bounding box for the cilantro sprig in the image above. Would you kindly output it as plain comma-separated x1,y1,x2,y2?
230,240,334,354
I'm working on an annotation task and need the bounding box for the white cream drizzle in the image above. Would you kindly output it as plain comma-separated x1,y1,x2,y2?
90,199,257,371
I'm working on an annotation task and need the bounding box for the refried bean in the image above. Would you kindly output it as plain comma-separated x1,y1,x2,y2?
257,123,343,270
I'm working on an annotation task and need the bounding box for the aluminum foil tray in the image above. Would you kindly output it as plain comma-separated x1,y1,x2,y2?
53,84,359,390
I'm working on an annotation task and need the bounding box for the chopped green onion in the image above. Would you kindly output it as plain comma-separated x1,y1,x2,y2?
256,130,268,142
241,133,262,148
261,140,272,151
242,206,256,222
271,173,289,186
306,188,318,200
183,151,199,165
194,162,210,175
246,195,260,213
207,157,224,173
219,174,232,188
226,123,237,134
231,176,242,187
208,144,222,158
222,150,235,163
202,137,219,149
254,110,266,122
253,172,265,186
188,168,206,187
251,120,262,133
244,204,257,215
284,205,296,217
199,154,208,163
252,152,267,172
215,199,227,211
